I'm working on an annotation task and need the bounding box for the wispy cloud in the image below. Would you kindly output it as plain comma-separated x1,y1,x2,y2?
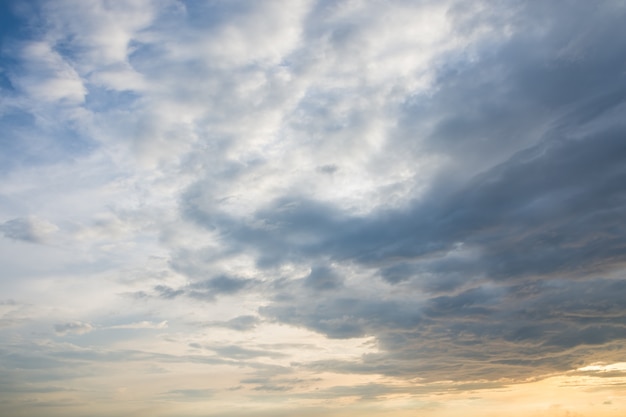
106,320,168,330
54,321,93,336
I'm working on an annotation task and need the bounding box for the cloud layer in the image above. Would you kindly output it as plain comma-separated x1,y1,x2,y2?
1,0,626,416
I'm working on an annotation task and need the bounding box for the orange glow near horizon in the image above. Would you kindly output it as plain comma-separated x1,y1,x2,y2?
3,359,624,417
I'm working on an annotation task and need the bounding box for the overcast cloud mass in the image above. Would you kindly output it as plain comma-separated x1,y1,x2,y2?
1,1,626,416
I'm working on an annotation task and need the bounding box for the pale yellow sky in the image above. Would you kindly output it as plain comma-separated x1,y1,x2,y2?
2,359,624,417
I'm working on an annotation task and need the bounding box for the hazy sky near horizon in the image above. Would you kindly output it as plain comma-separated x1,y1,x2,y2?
1,1,626,416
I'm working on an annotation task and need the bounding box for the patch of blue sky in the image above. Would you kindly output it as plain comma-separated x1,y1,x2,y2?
0,1,23,44
50,33,85,66
84,86,141,113
0,67,17,92
178,0,250,29
0,1,44,55
0,110,96,174
0,4,25,93
126,40,165,74
0,112,35,173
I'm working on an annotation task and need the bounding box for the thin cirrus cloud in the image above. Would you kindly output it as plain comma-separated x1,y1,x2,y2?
1,0,626,416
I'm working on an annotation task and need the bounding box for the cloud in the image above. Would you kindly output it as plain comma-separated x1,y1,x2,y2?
0,217,58,243
54,320,167,336
203,344,287,360
154,285,184,299
170,1,626,385
54,321,93,336
6,40,86,104
304,265,343,291
162,388,214,400
203,315,261,332
187,275,256,301
0,299,31,329
106,320,168,330
2,0,626,415
277,277,626,382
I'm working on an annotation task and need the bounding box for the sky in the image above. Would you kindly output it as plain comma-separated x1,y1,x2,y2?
1,0,626,416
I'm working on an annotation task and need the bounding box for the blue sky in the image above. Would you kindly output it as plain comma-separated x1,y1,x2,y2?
1,1,626,416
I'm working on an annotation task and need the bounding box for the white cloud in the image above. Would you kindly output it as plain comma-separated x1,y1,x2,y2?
10,41,85,104
54,321,93,335
106,320,168,330
40,0,157,69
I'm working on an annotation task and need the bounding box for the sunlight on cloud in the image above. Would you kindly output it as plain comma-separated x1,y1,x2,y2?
577,363,626,373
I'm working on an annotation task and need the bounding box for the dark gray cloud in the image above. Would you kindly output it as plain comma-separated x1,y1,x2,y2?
289,277,626,382
304,265,343,291
261,295,422,340
150,272,257,302
154,285,184,299
180,124,625,281
175,0,626,384
187,275,255,300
